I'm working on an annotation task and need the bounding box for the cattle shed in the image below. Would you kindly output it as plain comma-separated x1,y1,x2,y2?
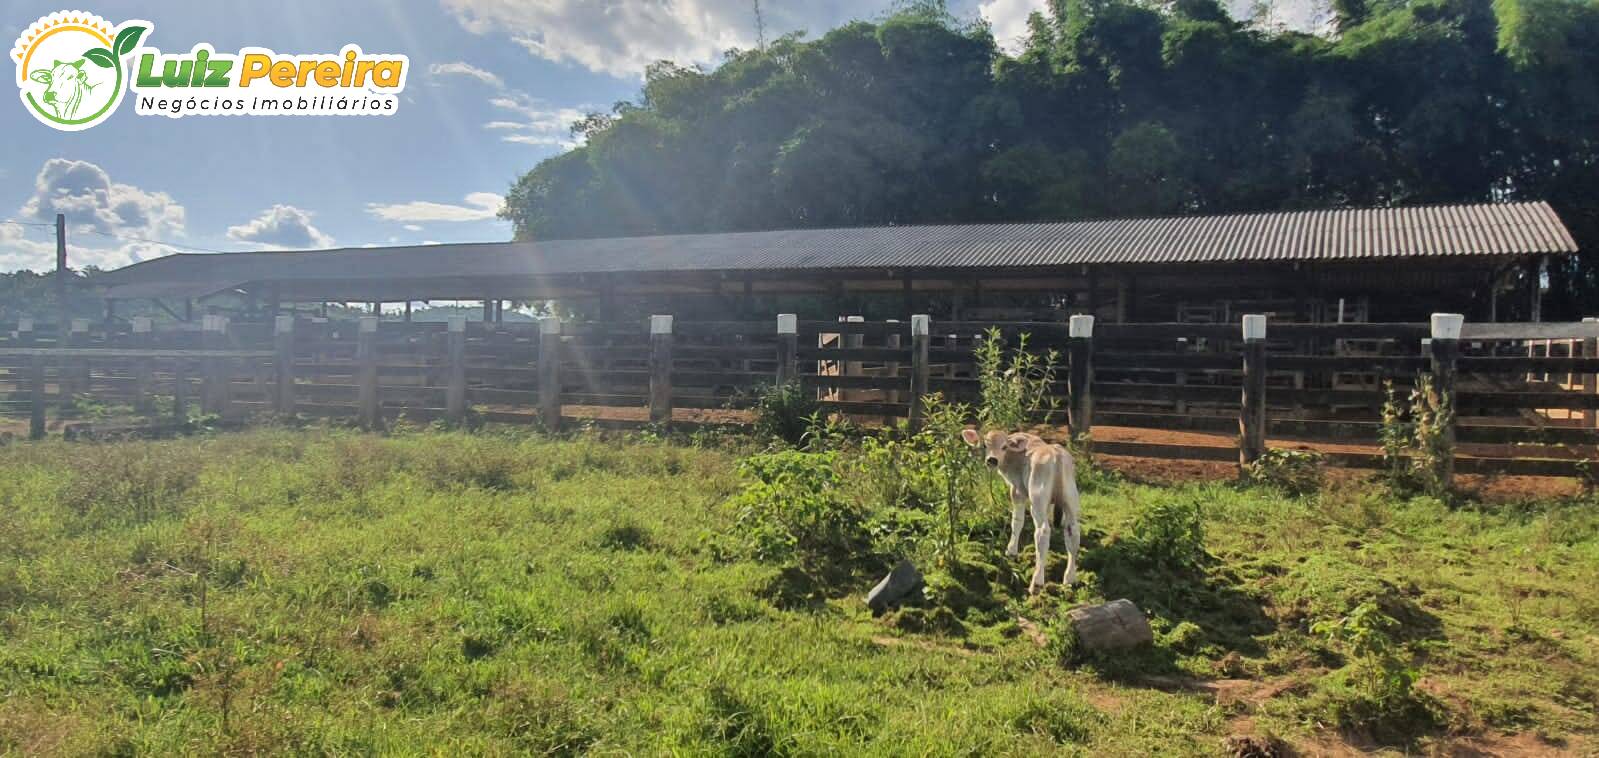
92,201,1579,324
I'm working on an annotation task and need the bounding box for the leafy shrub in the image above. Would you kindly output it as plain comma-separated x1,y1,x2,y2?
912,395,982,564
1377,375,1455,499
974,328,1059,429
1408,373,1454,499
1308,601,1438,741
1379,381,1411,488
1242,448,1324,496
1127,497,1208,571
749,381,819,447
732,450,869,566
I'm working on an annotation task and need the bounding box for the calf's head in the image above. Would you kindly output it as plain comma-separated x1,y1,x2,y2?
961,428,1030,470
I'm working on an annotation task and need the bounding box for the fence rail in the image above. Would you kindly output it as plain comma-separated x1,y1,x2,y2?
4,312,1597,479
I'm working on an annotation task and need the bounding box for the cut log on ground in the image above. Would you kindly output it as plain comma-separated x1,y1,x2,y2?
1066,598,1153,652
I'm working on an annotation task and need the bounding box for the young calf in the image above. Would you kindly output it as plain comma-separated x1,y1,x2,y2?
961,429,1082,594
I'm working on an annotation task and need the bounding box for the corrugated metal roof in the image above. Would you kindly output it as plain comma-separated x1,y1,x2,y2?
95,202,1578,299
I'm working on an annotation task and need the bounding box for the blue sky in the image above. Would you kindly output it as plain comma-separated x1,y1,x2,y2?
0,0,1314,273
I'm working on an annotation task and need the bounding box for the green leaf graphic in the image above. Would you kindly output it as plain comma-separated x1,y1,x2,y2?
83,48,115,68
113,26,146,57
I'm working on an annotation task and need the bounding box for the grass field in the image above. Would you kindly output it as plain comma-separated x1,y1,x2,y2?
0,426,1595,755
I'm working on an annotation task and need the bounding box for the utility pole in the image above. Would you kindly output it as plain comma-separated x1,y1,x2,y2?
55,213,67,331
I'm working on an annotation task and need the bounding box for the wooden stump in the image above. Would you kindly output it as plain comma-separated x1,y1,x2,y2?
1066,599,1153,652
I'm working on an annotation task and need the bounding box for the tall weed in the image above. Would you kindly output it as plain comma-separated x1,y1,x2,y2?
974,328,1060,429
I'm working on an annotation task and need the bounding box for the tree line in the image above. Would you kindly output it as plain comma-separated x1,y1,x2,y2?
501,0,1599,320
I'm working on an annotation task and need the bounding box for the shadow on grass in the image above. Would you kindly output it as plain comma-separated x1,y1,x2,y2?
1069,526,1276,680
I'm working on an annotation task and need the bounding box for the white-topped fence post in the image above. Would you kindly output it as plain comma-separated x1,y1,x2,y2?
1428,313,1463,486
538,317,562,432
445,316,468,425
132,317,154,414
1239,315,1267,467
201,315,230,417
1068,314,1095,447
649,315,674,426
357,315,381,430
908,315,931,431
273,315,296,416
775,314,798,386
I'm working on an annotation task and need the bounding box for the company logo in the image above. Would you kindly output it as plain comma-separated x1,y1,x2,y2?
12,9,409,130
11,11,147,131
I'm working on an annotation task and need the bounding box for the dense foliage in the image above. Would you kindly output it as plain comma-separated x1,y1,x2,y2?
503,0,1599,318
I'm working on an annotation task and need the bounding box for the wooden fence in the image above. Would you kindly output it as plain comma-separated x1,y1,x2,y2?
3,312,1597,479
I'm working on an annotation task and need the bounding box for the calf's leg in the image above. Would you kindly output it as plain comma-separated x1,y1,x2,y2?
1027,468,1054,594
1059,473,1082,587
1006,484,1027,557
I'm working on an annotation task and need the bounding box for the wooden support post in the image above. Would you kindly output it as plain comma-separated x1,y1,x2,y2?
29,354,46,440
538,317,562,431
16,316,34,346
1530,256,1546,322
1429,313,1463,486
274,315,295,416
885,320,902,405
909,315,930,431
357,316,380,430
446,315,468,425
1068,315,1095,445
1584,317,1598,430
902,271,914,317
1115,276,1128,323
132,317,153,413
844,315,864,378
1239,315,1267,467
482,299,494,323
403,301,413,323
54,213,67,330
1085,266,1099,316
649,315,674,425
776,314,798,385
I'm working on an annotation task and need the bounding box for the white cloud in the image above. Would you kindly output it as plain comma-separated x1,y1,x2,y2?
428,61,504,88
978,0,1325,48
226,205,334,250
487,92,590,148
403,224,423,232
19,158,186,241
0,222,56,271
366,192,504,223
7,159,189,271
442,0,871,79
980,0,1042,54
421,56,590,148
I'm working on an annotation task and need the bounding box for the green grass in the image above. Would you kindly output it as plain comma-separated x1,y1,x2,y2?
0,427,1595,755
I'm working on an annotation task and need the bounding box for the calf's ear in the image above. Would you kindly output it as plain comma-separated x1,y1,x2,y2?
30,69,52,84
1004,435,1029,451
960,428,981,447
